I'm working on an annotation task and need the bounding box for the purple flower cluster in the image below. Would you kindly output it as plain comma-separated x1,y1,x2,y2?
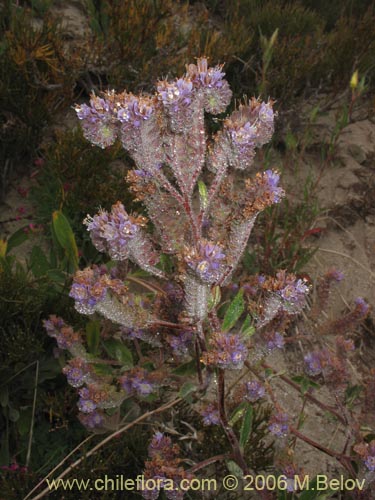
157,78,193,114
77,384,122,414
202,331,248,370
185,57,232,114
117,94,154,129
166,330,193,357
75,94,118,149
224,100,275,169
62,357,91,388
120,368,156,397
243,170,285,216
200,403,220,426
78,387,97,413
354,440,375,472
78,410,104,429
304,351,324,376
185,240,226,284
84,202,143,260
43,315,82,351
265,331,285,350
69,265,126,315
142,433,193,500
355,297,370,317
269,412,289,438
244,380,266,403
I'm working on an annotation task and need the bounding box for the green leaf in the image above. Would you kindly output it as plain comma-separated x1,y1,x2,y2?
172,359,197,376
29,246,50,277
6,228,28,254
52,210,79,271
239,404,253,450
103,339,133,369
8,406,20,423
345,384,363,407
241,315,255,337
92,363,113,376
198,180,208,210
17,408,32,436
0,387,8,408
86,320,100,355
179,381,197,402
222,290,244,332
208,285,221,311
226,459,243,478
229,401,247,426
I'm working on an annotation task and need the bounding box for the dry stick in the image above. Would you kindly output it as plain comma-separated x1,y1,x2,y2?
290,427,355,477
25,397,182,500
261,362,346,425
188,453,231,474
24,434,96,500
26,360,39,468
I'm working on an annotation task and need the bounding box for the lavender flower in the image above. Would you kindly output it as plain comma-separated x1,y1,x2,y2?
269,412,289,437
117,94,154,129
304,351,323,376
244,381,266,402
78,387,97,413
186,57,232,114
120,368,156,397
78,410,104,429
69,265,126,315
157,78,193,113
354,441,375,472
265,331,285,350
185,240,226,284
75,94,118,148
43,315,82,352
355,297,370,317
202,332,248,370
200,403,220,426
62,358,91,388
167,330,193,357
84,202,143,260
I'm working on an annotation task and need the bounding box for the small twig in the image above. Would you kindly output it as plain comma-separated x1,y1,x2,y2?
26,360,39,468
188,453,230,473
25,397,182,500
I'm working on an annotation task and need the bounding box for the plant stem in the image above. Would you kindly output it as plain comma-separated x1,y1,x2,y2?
217,369,249,474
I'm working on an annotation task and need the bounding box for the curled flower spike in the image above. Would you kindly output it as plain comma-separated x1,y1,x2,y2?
69,265,127,315
43,315,84,356
202,331,248,370
117,94,154,129
200,403,220,426
244,380,266,402
157,78,193,113
75,93,118,148
119,367,157,397
84,202,144,260
354,441,375,472
224,99,275,169
78,410,105,430
185,57,232,114
269,412,289,437
243,170,285,217
184,240,226,284
63,357,92,388
304,351,323,376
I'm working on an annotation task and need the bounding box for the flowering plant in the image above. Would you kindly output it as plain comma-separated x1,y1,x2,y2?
43,58,372,498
